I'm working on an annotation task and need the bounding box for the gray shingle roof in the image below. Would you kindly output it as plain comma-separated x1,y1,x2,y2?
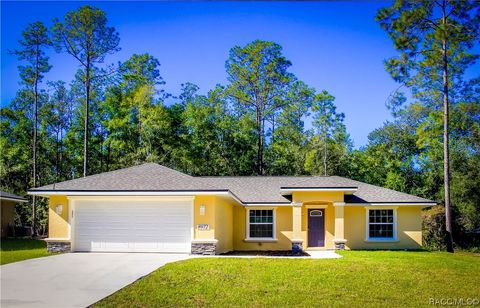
30,163,220,192
278,175,359,189
343,179,433,203
201,176,305,203
0,190,28,202
30,163,435,204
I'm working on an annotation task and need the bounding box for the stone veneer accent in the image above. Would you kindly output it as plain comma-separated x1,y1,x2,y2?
291,241,303,254
333,239,347,250
191,241,216,255
46,241,71,253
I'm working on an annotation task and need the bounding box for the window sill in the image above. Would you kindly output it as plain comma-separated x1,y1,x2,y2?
364,239,399,243
244,238,278,243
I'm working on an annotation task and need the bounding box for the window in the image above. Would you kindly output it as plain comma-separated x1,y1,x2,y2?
367,209,396,240
310,210,323,217
248,209,274,239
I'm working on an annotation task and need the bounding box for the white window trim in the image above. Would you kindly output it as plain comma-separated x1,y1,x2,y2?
245,208,277,241
365,206,398,242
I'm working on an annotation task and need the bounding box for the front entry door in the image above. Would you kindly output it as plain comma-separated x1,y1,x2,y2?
308,209,325,247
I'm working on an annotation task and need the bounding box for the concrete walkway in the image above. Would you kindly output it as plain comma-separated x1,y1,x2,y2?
1,253,190,308
305,250,342,259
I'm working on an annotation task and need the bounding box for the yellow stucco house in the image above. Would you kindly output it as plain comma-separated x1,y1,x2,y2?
29,163,435,254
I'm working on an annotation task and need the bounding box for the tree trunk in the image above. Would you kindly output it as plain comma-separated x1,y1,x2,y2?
256,107,263,175
106,142,111,171
260,117,266,175
271,114,275,144
55,129,60,182
31,46,39,237
100,134,104,173
83,59,91,177
323,130,327,176
442,0,454,253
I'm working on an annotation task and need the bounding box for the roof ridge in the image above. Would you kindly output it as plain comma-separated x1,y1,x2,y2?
282,176,352,187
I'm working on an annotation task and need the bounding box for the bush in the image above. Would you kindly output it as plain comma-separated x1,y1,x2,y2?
423,205,480,251
422,206,447,250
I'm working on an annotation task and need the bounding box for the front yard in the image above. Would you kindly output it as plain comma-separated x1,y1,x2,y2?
0,238,51,265
95,251,480,307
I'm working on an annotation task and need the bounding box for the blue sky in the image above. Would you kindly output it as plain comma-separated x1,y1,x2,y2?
3,1,474,147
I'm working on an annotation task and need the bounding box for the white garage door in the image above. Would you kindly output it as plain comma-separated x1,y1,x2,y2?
73,199,192,253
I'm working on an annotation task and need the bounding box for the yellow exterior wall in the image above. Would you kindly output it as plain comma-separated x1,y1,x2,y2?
293,191,344,204
293,191,343,249
214,198,234,254
344,206,423,249
1,200,16,237
193,196,234,253
194,196,216,240
334,205,345,240
48,196,69,239
300,204,335,249
232,206,292,251
45,191,424,252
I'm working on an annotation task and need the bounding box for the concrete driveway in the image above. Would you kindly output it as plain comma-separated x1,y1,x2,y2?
1,253,190,308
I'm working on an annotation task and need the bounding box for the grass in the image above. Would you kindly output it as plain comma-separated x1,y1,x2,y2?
95,250,480,307
0,238,51,265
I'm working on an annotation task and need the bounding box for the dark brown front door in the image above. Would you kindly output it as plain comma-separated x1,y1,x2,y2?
308,209,325,247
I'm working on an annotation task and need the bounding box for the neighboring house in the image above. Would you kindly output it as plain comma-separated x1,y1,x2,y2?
1,191,27,237
28,163,436,254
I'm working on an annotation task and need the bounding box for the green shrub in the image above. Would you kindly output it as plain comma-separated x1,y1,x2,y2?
423,206,480,251
422,206,446,250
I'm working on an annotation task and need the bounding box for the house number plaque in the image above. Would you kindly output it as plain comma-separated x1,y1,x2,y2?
197,224,209,230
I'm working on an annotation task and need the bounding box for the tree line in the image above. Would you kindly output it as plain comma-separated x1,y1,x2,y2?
1,2,479,250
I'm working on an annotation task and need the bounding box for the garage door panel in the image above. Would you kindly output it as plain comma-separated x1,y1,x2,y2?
74,200,192,253
104,242,130,249
134,225,163,231
132,243,161,250
89,241,103,250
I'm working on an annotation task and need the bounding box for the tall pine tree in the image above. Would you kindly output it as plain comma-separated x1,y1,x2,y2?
12,22,51,236
377,0,479,252
53,6,120,177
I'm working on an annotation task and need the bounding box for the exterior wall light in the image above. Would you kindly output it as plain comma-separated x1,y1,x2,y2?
200,205,206,216
55,205,63,215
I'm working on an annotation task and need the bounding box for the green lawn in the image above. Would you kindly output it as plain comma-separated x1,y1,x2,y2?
96,251,480,307
0,238,51,265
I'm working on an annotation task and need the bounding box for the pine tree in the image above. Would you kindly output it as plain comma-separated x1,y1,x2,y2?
377,0,480,252
53,6,120,177
12,22,51,236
